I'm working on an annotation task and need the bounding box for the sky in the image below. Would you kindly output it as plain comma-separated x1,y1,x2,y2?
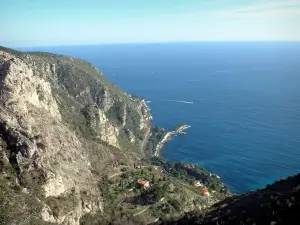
1,0,300,47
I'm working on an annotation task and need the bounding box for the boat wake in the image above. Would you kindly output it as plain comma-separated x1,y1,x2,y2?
160,99,194,104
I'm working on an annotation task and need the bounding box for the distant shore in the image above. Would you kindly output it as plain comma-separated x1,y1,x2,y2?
154,124,190,157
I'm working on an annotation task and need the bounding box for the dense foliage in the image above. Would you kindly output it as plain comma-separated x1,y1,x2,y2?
160,173,300,225
149,157,227,193
145,126,167,154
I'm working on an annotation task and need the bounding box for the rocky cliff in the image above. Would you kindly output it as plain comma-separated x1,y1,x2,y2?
1,46,299,225
0,46,152,224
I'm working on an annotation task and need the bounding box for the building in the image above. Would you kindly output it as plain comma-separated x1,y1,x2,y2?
200,187,210,197
184,164,192,169
137,179,150,189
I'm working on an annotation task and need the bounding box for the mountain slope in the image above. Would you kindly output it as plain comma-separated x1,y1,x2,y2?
160,173,300,225
0,47,152,224
1,46,299,225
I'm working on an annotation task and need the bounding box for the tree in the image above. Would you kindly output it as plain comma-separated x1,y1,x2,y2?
152,174,155,184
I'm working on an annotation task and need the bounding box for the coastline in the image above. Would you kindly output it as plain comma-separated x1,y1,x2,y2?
154,124,190,157
152,124,228,194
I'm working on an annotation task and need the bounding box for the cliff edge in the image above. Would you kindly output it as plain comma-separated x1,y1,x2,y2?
0,46,152,224
1,46,299,225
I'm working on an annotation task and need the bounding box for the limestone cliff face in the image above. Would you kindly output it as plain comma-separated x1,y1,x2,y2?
0,47,152,225
97,109,120,148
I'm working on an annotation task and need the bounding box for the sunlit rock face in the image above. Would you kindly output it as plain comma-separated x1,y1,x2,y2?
0,48,152,224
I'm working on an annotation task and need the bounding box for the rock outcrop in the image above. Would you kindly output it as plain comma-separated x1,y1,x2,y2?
0,47,152,224
2,46,299,225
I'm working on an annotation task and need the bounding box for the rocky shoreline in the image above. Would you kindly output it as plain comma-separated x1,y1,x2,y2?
154,124,190,156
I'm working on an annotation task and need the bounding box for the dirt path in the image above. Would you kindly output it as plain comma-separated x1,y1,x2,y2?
108,172,124,179
133,206,151,216
133,195,166,217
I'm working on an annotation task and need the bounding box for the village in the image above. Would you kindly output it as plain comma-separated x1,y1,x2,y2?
96,121,228,222
99,156,228,222
107,160,214,197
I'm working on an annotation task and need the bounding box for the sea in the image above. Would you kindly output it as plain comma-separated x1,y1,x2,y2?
23,42,300,194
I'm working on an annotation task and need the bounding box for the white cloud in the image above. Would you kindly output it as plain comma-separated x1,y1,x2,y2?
215,0,300,19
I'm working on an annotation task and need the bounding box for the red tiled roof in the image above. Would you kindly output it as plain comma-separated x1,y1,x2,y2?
200,188,209,196
137,180,149,185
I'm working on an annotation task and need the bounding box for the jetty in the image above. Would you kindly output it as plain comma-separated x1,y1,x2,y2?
154,124,190,156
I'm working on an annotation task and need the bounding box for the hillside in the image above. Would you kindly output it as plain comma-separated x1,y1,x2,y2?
1,46,299,225
0,47,228,225
160,173,300,225
0,46,153,224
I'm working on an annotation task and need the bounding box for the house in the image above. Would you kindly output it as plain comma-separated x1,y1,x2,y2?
137,179,150,189
200,188,210,197
184,164,192,169
194,180,203,187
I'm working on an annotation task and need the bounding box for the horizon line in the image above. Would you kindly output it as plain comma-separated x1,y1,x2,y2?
2,40,300,49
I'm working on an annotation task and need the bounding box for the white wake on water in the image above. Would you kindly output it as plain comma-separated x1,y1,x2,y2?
160,99,194,104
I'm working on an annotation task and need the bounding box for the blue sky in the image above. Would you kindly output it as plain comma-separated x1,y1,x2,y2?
1,0,300,47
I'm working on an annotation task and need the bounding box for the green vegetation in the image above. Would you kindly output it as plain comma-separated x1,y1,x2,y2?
163,173,300,225
145,126,167,154
0,45,154,224
106,101,124,126
0,153,50,224
46,191,78,218
83,157,229,223
0,46,23,55
80,208,143,225
142,183,169,204
174,123,187,130
148,157,228,194
4,45,300,225
145,123,188,155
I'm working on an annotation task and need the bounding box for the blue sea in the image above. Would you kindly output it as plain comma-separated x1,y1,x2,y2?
25,42,300,194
